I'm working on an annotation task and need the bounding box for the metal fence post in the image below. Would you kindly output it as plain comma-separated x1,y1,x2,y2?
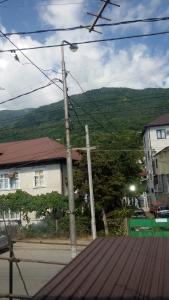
9,241,13,300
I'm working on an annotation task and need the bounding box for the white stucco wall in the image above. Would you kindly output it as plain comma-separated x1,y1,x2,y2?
155,151,169,175
148,126,169,151
144,125,169,197
0,163,66,196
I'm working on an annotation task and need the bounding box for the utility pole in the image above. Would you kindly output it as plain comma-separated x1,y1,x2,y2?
87,0,120,33
85,125,97,239
61,41,78,258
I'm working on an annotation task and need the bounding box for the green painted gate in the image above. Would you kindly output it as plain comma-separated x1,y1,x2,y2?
128,218,169,237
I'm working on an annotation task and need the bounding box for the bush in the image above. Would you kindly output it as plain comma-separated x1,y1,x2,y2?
106,207,133,236
17,214,91,239
57,215,91,237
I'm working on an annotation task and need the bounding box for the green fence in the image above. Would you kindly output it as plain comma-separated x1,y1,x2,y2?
128,218,169,237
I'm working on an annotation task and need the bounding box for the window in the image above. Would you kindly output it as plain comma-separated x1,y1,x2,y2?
154,175,158,185
158,175,164,192
0,172,19,190
143,137,146,145
147,151,150,160
34,170,44,187
156,129,166,139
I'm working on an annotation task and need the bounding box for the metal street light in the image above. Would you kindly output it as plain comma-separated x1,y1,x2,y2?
61,40,78,258
129,184,136,207
129,185,136,192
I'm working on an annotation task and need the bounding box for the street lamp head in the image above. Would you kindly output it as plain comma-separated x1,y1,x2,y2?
129,184,136,192
69,43,78,52
62,40,78,52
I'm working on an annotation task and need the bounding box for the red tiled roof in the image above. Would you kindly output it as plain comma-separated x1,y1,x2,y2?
32,237,169,300
145,113,169,128
0,137,80,166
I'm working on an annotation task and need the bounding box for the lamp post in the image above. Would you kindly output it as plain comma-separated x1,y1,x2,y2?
129,184,136,207
61,40,78,258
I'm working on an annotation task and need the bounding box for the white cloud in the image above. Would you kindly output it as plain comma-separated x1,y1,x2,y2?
40,0,84,27
0,0,168,110
0,58,8,69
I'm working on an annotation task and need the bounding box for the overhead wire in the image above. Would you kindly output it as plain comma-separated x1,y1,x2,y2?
69,95,109,132
2,16,169,37
87,0,120,33
69,89,169,107
2,29,169,53
0,92,167,138
0,84,168,128
0,81,58,106
68,71,114,130
66,73,109,131
68,97,84,132
67,81,169,135
0,30,63,94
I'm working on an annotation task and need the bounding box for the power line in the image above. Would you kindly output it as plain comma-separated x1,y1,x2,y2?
0,30,63,94
70,96,109,132
0,81,57,106
0,83,168,119
68,71,113,130
0,90,167,126
87,0,120,33
2,29,169,53
68,97,84,132
2,16,169,37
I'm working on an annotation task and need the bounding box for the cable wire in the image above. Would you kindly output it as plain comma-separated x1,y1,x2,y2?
2,29,169,53
70,95,108,132
68,97,84,132
0,81,56,106
68,71,117,130
0,14,169,36
3,15,169,37
0,30,63,94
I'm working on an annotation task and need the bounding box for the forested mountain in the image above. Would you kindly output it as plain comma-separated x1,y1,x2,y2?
0,87,169,147
0,108,34,128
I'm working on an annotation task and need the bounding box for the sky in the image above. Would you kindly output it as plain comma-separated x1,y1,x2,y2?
0,0,169,109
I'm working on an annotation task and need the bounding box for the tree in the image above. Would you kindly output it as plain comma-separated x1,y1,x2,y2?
0,190,68,230
74,132,143,234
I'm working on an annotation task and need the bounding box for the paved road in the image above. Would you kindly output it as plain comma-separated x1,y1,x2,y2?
0,241,88,298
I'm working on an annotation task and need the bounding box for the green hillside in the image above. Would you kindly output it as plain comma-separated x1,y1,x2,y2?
0,87,169,147
0,108,34,128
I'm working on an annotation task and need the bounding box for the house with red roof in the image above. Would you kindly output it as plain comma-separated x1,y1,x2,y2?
143,113,169,202
0,137,80,222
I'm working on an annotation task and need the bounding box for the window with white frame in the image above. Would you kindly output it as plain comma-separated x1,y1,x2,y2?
156,129,166,139
34,170,44,187
0,172,19,190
